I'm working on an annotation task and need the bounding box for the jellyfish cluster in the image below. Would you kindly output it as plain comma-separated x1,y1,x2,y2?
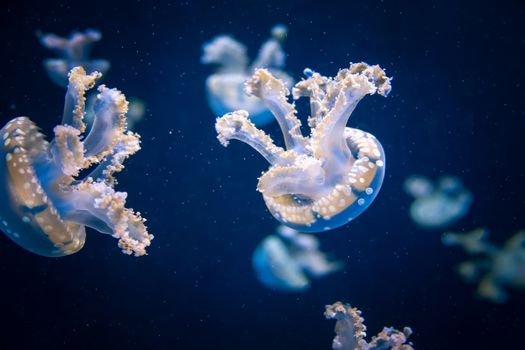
442,228,525,303
404,175,472,229
202,25,293,125
0,67,153,257
216,64,390,232
324,302,414,350
252,225,342,291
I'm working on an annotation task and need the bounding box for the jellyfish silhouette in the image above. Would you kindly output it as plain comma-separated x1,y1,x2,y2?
0,67,153,257
252,225,342,292
216,63,391,232
404,175,472,229
38,29,110,88
443,228,525,302
202,25,293,125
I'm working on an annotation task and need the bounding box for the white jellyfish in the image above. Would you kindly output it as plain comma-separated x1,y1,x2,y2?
202,25,293,125
252,225,343,292
324,302,414,350
404,175,472,229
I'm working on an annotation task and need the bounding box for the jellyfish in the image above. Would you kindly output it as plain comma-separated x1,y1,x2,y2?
0,66,153,257
324,302,414,350
404,175,472,229
216,63,391,232
202,24,293,125
38,29,110,88
442,228,525,302
252,225,342,292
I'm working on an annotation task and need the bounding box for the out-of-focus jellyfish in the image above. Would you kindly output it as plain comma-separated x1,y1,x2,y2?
442,228,525,303
324,302,414,350
38,29,110,88
252,225,342,292
202,25,293,125
216,64,391,232
403,175,472,229
0,67,153,257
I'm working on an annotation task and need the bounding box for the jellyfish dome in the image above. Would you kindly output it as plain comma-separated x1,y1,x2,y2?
252,225,342,292
0,67,153,257
39,29,110,88
216,63,391,232
404,175,472,229
202,25,293,126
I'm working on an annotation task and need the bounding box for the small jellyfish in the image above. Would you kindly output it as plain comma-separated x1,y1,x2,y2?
442,228,525,303
324,302,414,350
404,175,472,229
39,29,110,87
252,225,342,292
216,63,391,232
0,67,153,257
202,25,293,125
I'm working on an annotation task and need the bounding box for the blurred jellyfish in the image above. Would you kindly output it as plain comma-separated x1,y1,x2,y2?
216,64,391,232
202,24,293,125
252,225,343,292
442,228,525,303
38,29,110,88
324,302,414,350
404,175,472,229
0,67,153,257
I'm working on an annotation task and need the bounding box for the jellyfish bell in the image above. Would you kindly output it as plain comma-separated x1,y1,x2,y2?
0,66,153,257
216,63,390,232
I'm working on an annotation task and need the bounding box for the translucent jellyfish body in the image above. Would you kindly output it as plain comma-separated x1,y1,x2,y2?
202,25,293,125
325,302,414,350
39,29,110,88
252,225,342,292
216,64,391,232
0,67,153,257
442,228,525,302
404,175,472,229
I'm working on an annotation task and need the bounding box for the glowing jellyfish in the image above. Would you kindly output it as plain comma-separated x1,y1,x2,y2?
202,25,293,125
0,67,153,257
442,228,525,303
252,225,342,292
325,302,414,350
404,175,472,229
216,64,391,232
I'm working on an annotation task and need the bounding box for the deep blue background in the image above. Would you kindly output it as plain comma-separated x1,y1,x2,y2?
1,0,524,349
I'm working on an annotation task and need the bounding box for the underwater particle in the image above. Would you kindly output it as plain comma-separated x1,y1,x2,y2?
0,66,153,257
38,29,110,88
324,302,414,350
442,228,525,303
202,25,293,126
252,225,342,292
216,63,391,232
404,175,472,229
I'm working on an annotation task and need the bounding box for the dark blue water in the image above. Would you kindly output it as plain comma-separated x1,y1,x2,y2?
1,0,524,349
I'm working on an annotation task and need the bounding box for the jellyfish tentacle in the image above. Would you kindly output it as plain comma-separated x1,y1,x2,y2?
82,84,128,160
62,66,101,131
215,110,291,166
245,69,307,152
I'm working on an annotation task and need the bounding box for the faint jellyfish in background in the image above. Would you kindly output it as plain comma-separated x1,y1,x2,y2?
202,24,293,125
38,29,110,88
252,225,343,292
39,29,146,131
216,63,391,232
0,66,153,257
324,302,414,350
442,228,525,303
403,175,472,229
